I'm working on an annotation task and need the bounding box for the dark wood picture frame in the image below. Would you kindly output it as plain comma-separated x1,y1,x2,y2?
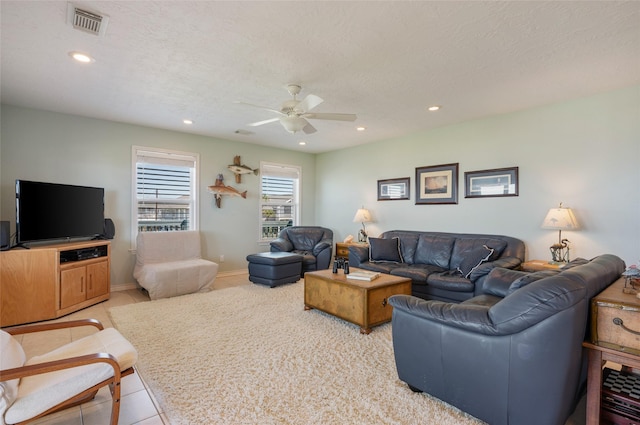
377,177,410,201
464,167,519,198
415,163,458,205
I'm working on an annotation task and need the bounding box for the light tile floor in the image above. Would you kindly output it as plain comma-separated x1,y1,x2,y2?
7,273,250,425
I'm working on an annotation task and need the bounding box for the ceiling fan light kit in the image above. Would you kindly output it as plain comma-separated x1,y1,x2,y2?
238,84,357,135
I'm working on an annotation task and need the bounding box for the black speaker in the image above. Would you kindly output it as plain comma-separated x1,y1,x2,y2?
1,221,10,250
102,218,115,239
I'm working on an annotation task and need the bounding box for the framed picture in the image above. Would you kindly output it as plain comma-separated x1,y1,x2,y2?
464,167,519,198
415,163,458,204
377,177,410,201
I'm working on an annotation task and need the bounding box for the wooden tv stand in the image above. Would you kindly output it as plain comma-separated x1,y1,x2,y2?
1,240,111,327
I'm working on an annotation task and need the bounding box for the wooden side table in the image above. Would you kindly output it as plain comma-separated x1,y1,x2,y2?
335,242,368,260
520,259,564,272
584,277,640,424
583,342,640,425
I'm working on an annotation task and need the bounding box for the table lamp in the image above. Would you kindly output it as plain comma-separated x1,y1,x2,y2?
541,203,579,263
353,207,372,243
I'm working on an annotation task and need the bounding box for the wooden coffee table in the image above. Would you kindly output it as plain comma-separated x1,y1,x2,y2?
304,268,411,334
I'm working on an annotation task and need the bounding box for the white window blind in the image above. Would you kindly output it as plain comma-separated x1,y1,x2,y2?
259,162,301,241
132,147,198,238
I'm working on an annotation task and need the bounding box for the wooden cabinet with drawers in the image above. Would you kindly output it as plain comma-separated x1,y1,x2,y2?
335,242,368,260
1,240,111,327
590,277,640,354
584,277,640,425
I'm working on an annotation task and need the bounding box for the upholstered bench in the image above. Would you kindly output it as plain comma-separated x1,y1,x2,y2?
134,231,219,300
246,252,303,287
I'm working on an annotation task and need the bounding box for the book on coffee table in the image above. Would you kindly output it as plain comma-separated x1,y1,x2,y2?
346,270,380,281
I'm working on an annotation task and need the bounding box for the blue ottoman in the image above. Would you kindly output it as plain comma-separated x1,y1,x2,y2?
246,252,303,287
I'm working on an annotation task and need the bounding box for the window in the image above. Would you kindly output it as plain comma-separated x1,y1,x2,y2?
259,162,301,242
132,146,198,242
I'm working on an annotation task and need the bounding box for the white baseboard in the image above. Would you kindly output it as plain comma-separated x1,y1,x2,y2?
111,269,248,292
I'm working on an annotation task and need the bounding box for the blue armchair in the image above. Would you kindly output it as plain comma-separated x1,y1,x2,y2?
270,226,333,275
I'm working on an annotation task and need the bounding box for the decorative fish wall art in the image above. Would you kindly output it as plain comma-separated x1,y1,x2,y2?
207,174,247,208
228,155,258,183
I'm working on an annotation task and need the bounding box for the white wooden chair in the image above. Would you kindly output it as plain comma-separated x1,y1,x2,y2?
0,319,137,425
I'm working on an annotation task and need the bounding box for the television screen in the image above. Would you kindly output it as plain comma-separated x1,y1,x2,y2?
16,180,105,245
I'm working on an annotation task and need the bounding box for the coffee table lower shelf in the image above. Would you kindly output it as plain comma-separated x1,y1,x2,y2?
303,268,411,334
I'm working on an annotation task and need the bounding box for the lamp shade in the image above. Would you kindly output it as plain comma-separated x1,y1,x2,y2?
541,206,579,230
353,208,372,223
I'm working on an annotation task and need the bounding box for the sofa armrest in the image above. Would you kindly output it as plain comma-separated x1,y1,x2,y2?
348,245,369,267
312,240,332,256
314,240,333,269
389,294,494,333
270,238,293,252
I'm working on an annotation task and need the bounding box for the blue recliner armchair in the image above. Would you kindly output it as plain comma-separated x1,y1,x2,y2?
270,226,333,275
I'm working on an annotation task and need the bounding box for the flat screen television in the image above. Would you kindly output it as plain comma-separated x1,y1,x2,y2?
16,180,105,245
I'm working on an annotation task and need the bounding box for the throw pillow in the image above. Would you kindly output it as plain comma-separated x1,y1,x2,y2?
456,245,494,279
369,237,403,263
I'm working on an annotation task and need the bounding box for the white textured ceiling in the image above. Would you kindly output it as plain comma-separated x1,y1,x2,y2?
2,1,639,153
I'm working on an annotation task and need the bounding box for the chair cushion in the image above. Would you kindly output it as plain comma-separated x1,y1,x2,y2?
1,330,26,425
134,258,219,300
5,328,137,424
369,237,403,263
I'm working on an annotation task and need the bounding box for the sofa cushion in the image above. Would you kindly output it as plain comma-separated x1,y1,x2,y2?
450,238,508,270
357,261,402,274
397,233,420,265
413,234,455,269
461,294,503,307
456,245,494,278
390,264,445,283
369,237,403,263
507,270,559,295
426,271,475,292
483,268,531,297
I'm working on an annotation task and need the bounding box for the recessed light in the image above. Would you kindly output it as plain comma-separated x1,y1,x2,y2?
69,51,94,63
356,126,366,131
428,105,441,112
298,141,307,146
183,119,193,125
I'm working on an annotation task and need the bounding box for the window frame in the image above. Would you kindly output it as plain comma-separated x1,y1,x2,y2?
258,161,301,244
131,146,199,249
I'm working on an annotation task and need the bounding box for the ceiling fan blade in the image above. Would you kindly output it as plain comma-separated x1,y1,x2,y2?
304,113,357,122
302,121,317,134
234,101,282,115
297,94,323,112
248,117,280,127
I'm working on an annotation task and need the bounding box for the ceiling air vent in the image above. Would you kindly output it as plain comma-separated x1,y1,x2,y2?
67,3,109,37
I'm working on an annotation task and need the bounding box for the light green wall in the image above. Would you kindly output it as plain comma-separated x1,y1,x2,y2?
0,106,316,286
316,85,640,266
2,86,639,288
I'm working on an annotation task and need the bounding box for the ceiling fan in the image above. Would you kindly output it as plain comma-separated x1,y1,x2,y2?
235,84,357,135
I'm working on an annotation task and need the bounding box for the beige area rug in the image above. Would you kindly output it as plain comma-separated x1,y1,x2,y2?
108,282,485,425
